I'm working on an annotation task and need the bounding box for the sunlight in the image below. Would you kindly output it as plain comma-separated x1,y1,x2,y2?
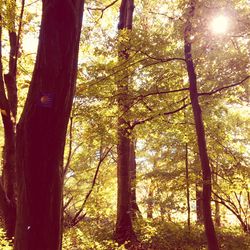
210,15,230,34
22,34,38,53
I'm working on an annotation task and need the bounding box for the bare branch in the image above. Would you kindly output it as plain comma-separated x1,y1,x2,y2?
87,0,119,19
63,196,73,210
138,50,185,63
131,101,190,128
71,146,113,226
135,87,189,100
149,11,184,21
199,76,250,96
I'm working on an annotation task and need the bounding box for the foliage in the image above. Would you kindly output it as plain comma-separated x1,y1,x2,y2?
63,222,126,250
61,220,250,250
134,220,250,250
0,229,13,250
0,0,249,249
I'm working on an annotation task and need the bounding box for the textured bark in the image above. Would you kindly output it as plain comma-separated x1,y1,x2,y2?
184,1,219,249
116,127,136,244
14,1,84,249
115,0,136,245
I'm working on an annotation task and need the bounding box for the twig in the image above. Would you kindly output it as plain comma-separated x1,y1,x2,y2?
135,87,189,100
87,0,119,20
131,101,190,128
199,76,250,96
71,146,113,226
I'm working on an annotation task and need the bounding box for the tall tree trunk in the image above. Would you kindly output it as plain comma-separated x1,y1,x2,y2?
2,0,20,200
147,180,154,219
213,161,221,227
215,201,221,227
3,28,18,206
0,14,16,239
115,0,136,245
194,154,204,224
14,1,84,249
184,1,219,249
130,140,140,219
185,143,191,230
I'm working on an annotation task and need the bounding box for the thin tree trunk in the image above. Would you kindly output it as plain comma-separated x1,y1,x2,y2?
115,0,136,245
0,14,16,239
14,1,84,249
196,182,204,224
185,143,191,230
3,27,18,206
184,1,219,249
147,180,154,219
214,161,221,227
215,201,221,227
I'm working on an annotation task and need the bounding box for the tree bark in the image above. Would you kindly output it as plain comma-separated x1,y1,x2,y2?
0,14,16,239
130,140,140,218
14,1,84,249
115,0,136,245
184,1,219,249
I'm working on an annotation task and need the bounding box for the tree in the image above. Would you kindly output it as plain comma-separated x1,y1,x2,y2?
0,0,24,238
184,1,219,249
14,1,84,249
114,0,137,245
0,19,16,239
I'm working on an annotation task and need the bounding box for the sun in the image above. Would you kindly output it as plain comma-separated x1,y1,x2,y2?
210,15,230,34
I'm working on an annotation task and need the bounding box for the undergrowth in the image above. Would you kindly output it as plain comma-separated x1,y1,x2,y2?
0,220,249,249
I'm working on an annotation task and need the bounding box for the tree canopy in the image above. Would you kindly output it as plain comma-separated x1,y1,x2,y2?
0,0,249,249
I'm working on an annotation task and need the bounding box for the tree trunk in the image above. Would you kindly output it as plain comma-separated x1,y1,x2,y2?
213,163,221,227
0,15,16,239
185,143,191,230
215,201,221,227
196,182,204,224
115,0,136,245
14,1,84,249
1,118,16,238
184,1,219,249
147,181,154,219
116,127,136,244
130,140,140,219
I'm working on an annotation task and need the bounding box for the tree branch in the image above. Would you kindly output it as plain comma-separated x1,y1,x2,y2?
131,101,190,128
138,49,185,63
199,76,250,96
71,146,113,226
135,87,189,100
87,0,119,19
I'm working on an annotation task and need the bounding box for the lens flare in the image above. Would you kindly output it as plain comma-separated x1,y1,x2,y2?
210,15,230,34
